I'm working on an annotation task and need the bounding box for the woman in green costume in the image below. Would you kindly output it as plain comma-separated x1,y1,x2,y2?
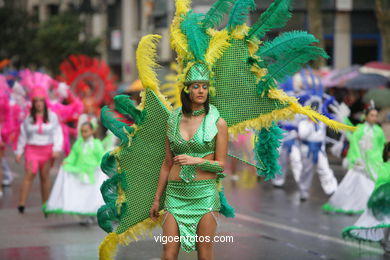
342,142,390,253
150,62,228,259
44,122,107,219
322,108,386,214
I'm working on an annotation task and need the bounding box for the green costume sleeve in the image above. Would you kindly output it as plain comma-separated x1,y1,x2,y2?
94,139,105,162
346,124,365,167
197,159,224,173
63,138,80,165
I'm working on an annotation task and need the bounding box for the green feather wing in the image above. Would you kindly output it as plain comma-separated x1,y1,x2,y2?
259,31,319,60
258,45,329,94
114,95,145,125
227,0,256,31
180,11,210,61
100,106,134,146
98,89,170,234
247,0,292,40
202,0,236,29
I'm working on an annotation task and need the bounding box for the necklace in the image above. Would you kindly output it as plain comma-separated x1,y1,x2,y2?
192,107,205,116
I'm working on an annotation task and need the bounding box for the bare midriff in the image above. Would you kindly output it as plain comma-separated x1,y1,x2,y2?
168,153,216,181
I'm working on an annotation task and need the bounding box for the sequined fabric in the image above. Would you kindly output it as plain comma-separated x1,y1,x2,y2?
163,179,221,252
167,105,220,183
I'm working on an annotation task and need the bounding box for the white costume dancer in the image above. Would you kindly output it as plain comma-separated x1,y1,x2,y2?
298,119,338,200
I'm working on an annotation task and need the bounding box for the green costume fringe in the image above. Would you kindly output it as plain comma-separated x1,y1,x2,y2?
254,122,284,180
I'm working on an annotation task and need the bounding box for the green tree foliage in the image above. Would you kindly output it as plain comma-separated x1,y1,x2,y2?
0,7,38,67
34,12,101,74
0,8,101,73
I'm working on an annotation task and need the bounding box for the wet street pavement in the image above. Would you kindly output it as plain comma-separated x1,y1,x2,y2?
0,152,389,260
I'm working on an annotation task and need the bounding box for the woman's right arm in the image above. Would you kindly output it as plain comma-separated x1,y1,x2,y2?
150,135,173,221
15,119,28,161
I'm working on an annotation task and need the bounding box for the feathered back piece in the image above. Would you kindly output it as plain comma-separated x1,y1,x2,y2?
170,0,354,178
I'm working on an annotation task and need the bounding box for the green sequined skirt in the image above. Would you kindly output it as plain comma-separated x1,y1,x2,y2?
163,179,221,252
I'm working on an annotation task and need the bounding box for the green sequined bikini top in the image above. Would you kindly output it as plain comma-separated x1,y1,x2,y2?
167,105,220,183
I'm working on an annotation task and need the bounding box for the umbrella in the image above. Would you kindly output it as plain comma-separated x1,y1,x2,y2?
363,88,390,108
322,65,360,87
360,61,390,78
345,73,388,89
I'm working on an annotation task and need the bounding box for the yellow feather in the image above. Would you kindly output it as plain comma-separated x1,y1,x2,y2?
170,17,192,60
205,29,231,65
175,0,191,16
136,34,161,91
228,106,295,135
98,211,164,260
250,64,268,83
230,24,250,40
268,89,356,132
136,36,173,111
99,233,119,260
248,37,262,56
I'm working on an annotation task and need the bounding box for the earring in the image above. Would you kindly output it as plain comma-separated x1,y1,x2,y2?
184,86,189,94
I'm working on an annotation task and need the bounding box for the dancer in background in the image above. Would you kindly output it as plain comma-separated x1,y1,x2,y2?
15,87,63,214
44,122,106,223
323,107,385,214
342,142,390,253
0,134,3,198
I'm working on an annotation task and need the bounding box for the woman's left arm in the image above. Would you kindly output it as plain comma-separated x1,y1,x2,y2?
173,118,228,172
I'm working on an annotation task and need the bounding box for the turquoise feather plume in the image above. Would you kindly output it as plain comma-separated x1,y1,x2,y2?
100,152,117,178
100,106,135,146
114,95,145,125
247,0,292,40
219,186,235,218
180,11,210,61
254,123,284,180
202,0,236,29
257,45,329,94
259,31,319,60
227,0,256,31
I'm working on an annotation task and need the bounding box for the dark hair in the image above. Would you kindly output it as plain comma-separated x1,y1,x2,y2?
180,87,210,116
31,99,48,123
383,142,390,162
365,107,378,116
81,121,94,130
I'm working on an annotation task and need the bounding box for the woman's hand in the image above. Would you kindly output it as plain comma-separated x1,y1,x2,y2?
15,154,22,164
173,154,203,166
52,152,60,159
150,200,160,221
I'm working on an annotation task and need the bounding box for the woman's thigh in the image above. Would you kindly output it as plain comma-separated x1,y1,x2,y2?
162,211,181,254
197,211,219,251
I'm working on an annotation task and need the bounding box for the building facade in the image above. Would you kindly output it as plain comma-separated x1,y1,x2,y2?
6,0,383,81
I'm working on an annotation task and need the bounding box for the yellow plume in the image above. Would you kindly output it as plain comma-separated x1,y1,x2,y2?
170,16,192,60
248,37,262,56
268,89,356,132
98,211,164,260
230,24,250,40
175,0,191,16
136,34,161,92
205,29,231,65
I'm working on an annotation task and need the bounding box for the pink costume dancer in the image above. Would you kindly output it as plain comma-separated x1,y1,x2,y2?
49,82,84,155
19,70,83,156
15,74,64,214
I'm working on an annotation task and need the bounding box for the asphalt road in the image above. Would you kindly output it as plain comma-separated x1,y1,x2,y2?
0,152,388,260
